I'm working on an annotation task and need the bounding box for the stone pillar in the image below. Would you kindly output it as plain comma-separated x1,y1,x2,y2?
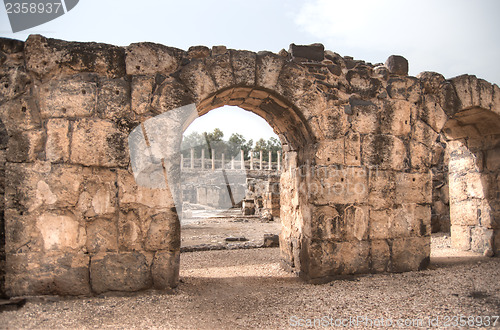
250,151,254,170
221,153,225,169
259,150,263,170
268,151,272,170
201,149,205,170
190,148,194,169
240,150,245,170
211,151,215,171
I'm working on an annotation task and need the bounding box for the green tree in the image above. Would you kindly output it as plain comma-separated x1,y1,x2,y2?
252,137,282,161
203,128,224,157
228,133,253,160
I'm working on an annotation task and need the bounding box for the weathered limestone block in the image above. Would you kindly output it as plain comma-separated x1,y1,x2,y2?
385,55,408,76
179,59,216,101
0,95,40,134
470,227,494,254
379,100,412,136
38,75,97,118
125,42,184,76
144,210,180,251
450,199,478,226
205,53,234,89
368,170,396,210
6,130,44,162
345,132,361,166
438,81,461,117
5,163,82,212
410,140,431,170
77,167,117,217
118,169,174,209
316,107,350,139
370,240,390,272
451,75,495,110
448,147,483,173
395,172,432,204
5,252,90,296
0,37,24,54
86,218,118,254
230,50,257,86
256,52,286,90
276,62,313,106
151,78,195,113
349,100,378,134
5,209,43,253
412,120,439,147
24,35,126,79
312,205,368,241
0,59,31,102
187,46,210,59
151,250,180,289
315,139,344,165
387,77,421,103
36,212,86,252
309,166,368,204
451,225,471,250
370,205,430,240
390,236,430,272
96,77,132,121
46,119,69,162
486,147,500,171
361,134,406,170
90,252,153,294
70,118,129,167
417,71,446,94
419,94,449,133
131,76,154,115
118,208,145,251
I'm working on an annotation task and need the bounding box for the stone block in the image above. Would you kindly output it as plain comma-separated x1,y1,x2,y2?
86,218,118,254
46,119,70,162
179,59,216,100
390,236,430,272
368,170,396,210
361,134,406,170
289,43,324,62
448,172,485,203
309,167,368,205
369,209,392,240
450,199,478,226
314,139,344,165
118,208,145,251
410,140,431,170
387,77,422,103
5,252,90,296
486,148,500,172
25,35,126,78
0,96,41,134
494,229,500,255
317,107,350,139
187,46,210,59
412,120,439,147
151,250,180,290
144,210,180,251
451,225,471,250
77,167,117,217
345,132,361,166
205,53,234,89
36,212,86,252
131,76,154,115
38,76,97,118
70,118,129,167
6,130,44,162
379,100,412,136
349,101,378,134
0,63,30,102
96,77,132,120
395,172,432,204
420,94,448,133
90,252,153,294
370,240,390,272
448,149,483,174
385,55,408,76
256,52,286,90
125,42,183,76
5,208,43,253
230,50,257,86
470,227,493,254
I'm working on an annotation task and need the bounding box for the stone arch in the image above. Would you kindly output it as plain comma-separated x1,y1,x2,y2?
421,73,500,255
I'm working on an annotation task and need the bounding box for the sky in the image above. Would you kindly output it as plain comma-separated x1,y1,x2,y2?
1,0,499,143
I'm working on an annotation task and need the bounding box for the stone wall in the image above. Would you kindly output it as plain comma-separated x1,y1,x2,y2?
0,35,499,296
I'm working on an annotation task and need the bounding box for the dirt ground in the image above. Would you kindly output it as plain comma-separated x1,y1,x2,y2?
1,218,499,329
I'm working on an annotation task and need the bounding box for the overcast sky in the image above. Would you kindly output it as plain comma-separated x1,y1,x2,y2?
1,0,499,143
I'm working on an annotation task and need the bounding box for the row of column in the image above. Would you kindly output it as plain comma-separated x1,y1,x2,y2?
181,149,281,170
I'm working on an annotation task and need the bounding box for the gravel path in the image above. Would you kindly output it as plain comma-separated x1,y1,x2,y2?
1,236,499,329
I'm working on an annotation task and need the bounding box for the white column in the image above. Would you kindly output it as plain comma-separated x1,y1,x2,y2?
250,151,254,170
221,153,225,169
259,150,263,170
268,151,272,170
190,148,194,169
211,151,215,171
240,150,245,170
201,149,205,170
231,156,235,169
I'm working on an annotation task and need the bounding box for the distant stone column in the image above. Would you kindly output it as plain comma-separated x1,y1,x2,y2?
259,150,263,170
268,151,272,170
211,151,215,171
277,151,281,170
240,150,245,170
221,153,225,169
250,151,254,170
201,149,205,170
190,148,194,169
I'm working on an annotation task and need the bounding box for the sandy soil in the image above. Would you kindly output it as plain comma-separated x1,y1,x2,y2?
1,230,499,329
